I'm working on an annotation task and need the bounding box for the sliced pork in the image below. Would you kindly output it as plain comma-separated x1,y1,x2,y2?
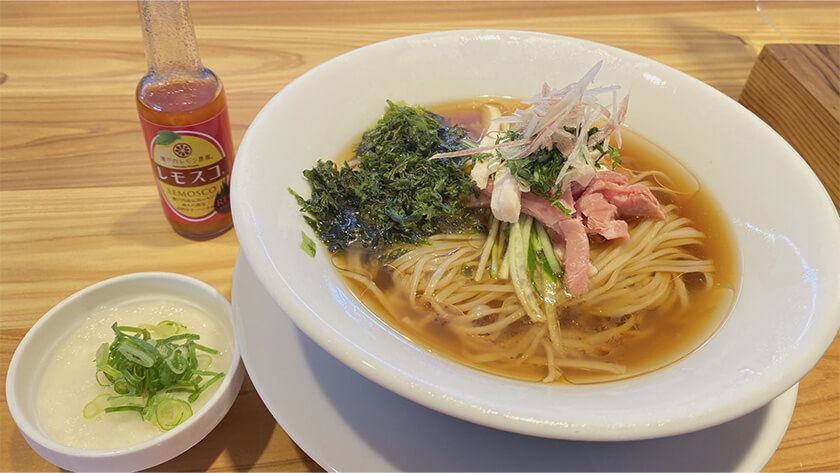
606,185,665,219
520,191,571,233
576,192,629,240
553,219,590,296
583,172,664,219
471,168,663,296
589,170,628,186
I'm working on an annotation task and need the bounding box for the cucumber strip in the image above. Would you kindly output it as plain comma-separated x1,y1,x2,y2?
499,224,511,279
535,222,562,276
489,238,499,278
509,216,544,321
475,215,499,281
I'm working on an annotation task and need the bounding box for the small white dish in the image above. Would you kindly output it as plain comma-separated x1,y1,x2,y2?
6,272,245,472
231,29,840,440
232,253,798,471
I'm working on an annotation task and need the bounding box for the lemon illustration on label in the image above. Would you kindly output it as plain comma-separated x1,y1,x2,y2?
151,130,228,220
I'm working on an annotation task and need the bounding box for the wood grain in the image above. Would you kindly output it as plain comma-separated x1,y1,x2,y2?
1,2,839,472
740,44,840,209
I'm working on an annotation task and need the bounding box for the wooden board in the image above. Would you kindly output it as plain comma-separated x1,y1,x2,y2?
1,2,839,471
740,44,840,209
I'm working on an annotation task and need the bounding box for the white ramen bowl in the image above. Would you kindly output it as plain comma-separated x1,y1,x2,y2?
231,30,840,441
6,273,245,471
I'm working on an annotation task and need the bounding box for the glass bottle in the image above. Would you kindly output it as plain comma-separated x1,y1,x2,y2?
136,0,234,239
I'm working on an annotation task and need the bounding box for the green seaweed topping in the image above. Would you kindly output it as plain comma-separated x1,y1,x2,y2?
291,101,481,251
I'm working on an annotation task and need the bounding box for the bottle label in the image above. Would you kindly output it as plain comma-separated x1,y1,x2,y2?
140,109,233,224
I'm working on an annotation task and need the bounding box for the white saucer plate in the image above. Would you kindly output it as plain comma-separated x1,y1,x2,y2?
232,253,797,472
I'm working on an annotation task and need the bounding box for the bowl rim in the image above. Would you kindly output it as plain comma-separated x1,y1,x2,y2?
5,272,243,460
231,29,840,440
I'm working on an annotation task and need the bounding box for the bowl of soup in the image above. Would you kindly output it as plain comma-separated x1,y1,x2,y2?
231,30,840,440
6,273,245,471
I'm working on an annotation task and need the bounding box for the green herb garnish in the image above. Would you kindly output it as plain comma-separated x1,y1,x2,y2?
300,232,317,257
593,141,622,171
607,145,622,170
502,129,568,200
550,199,573,217
291,101,481,251
504,126,620,199
84,321,224,431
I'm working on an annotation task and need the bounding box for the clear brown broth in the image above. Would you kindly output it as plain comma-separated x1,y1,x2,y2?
336,98,739,384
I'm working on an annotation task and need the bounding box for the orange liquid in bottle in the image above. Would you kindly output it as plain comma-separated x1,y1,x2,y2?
138,81,224,126
136,0,234,240
137,79,235,239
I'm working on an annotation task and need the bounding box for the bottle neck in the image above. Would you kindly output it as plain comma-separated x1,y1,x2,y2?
138,0,203,77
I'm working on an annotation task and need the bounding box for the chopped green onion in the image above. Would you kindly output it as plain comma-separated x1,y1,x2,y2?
165,352,188,374
108,395,143,404
193,343,219,355
189,373,224,403
117,340,157,368
82,393,112,419
113,379,130,394
157,320,187,337
82,401,101,419
95,343,108,365
138,320,187,339
196,354,212,370
116,325,143,333
156,333,200,345
193,370,221,376
156,343,173,358
86,319,225,432
104,405,145,414
154,398,193,431
95,370,111,387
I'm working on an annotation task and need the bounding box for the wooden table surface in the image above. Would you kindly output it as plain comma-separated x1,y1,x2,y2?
1,1,838,471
